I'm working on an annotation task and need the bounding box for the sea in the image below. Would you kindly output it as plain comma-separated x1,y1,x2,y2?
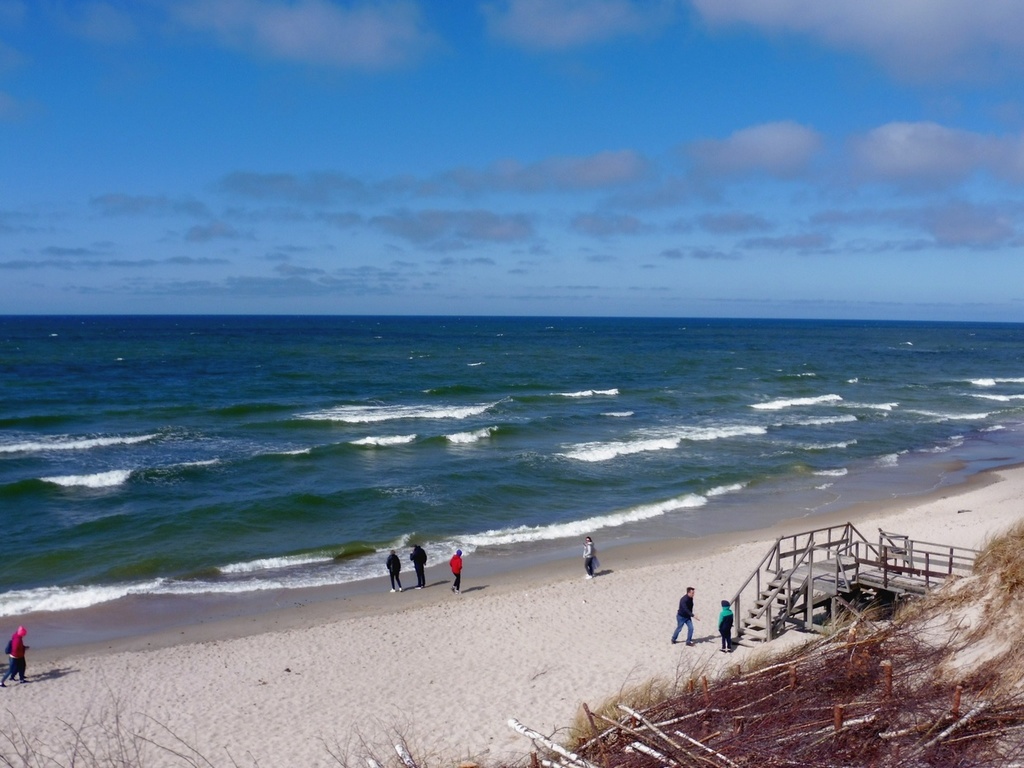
2,316,1024,641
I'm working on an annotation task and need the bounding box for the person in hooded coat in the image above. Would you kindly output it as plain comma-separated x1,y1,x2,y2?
718,600,734,652
1,626,28,686
450,549,463,594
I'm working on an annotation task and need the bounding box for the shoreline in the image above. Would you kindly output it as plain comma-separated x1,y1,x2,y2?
23,458,1012,659
6,463,1023,765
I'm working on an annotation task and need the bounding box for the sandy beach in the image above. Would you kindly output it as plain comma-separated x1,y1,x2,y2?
3,465,1023,767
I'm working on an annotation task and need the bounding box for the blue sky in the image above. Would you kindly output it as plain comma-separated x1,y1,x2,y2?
2,0,1024,319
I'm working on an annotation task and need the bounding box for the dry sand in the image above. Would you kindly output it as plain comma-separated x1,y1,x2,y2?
3,466,1023,767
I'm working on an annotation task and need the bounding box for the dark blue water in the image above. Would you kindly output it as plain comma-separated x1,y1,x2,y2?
2,316,1023,617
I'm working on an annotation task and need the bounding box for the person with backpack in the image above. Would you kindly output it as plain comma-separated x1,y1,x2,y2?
1,626,28,686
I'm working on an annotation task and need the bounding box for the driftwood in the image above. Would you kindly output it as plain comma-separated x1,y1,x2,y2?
394,743,418,768
509,619,1024,768
508,719,600,768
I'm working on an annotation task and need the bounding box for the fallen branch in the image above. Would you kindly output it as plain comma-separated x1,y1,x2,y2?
508,719,601,768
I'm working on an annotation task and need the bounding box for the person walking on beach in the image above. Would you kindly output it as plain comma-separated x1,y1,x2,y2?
450,549,463,594
583,536,597,579
672,587,698,646
1,626,28,686
410,544,427,589
718,599,734,653
386,549,403,593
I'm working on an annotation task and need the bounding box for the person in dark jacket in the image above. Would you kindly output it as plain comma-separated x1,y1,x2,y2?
410,545,427,589
1,626,28,686
386,549,403,593
718,600,734,652
671,587,698,646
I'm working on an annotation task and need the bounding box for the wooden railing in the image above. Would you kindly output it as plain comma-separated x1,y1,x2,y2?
732,524,976,643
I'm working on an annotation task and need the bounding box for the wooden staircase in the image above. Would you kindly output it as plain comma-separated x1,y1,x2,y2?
731,523,978,645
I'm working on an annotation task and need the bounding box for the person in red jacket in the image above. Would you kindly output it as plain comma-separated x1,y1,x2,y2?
450,549,463,594
1,626,28,686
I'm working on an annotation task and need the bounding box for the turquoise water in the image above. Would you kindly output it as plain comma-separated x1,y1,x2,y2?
2,316,1024,618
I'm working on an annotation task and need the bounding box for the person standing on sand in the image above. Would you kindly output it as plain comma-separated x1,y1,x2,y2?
672,587,698,646
450,549,463,594
410,544,427,589
718,599,734,652
583,536,597,579
1,626,28,686
386,549,403,593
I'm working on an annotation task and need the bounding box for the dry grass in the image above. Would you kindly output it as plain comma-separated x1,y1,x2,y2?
515,525,1024,768
975,518,1024,598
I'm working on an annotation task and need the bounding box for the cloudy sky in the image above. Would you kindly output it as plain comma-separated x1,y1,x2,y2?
3,0,1024,319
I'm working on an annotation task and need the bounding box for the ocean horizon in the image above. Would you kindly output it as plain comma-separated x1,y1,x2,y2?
3,315,1023,635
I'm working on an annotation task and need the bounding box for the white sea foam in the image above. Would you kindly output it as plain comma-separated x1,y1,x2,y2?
907,410,991,421
561,424,767,462
219,553,334,575
0,433,158,454
446,427,495,444
180,459,221,468
969,377,1024,387
601,411,634,418
41,469,132,488
804,440,857,451
843,402,899,411
555,388,619,398
783,415,858,427
298,402,497,423
467,362,485,367
814,468,848,477
971,393,1024,402
706,482,746,497
751,394,842,410
351,435,417,446
562,437,680,462
278,448,312,455
458,493,707,548
876,453,900,467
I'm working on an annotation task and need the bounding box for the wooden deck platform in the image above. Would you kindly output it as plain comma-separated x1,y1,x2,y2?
732,524,978,643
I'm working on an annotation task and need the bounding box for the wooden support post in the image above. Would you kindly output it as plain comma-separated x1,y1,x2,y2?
834,704,844,732
952,685,963,718
530,753,539,768
733,716,745,736
687,677,695,693
881,660,892,698
789,663,798,690
582,703,610,768
701,675,710,705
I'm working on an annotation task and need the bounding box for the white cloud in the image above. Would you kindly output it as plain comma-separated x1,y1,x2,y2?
688,121,822,178
169,0,435,69
483,0,673,50
851,122,1024,187
690,0,1024,81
